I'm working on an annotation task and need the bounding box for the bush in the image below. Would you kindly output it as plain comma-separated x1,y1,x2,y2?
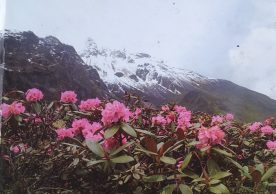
1,89,276,194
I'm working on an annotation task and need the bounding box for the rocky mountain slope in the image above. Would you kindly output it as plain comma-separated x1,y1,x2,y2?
2,30,110,100
2,31,276,121
81,38,276,121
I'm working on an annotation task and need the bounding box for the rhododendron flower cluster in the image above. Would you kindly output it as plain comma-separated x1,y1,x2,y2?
198,126,225,148
175,105,191,130
82,122,102,141
151,115,167,126
211,115,224,125
225,113,234,121
60,91,77,103
260,125,274,135
25,88,44,102
101,101,131,126
248,122,262,132
56,128,75,140
79,98,101,111
266,140,276,150
1,101,25,119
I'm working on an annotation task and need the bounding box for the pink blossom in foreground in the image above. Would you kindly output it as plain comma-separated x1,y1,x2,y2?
82,122,102,137
166,112,176,124
177,110,191,130
101,101,131,126
10,102,26,115
0,103,11,118
152,115,167,126
25,88,44,102
60,91,77,103
71,118,91,133
260,125,274,135
248,122,262,132
103,137,120,151
225,113,234,121
79,98,101,111
176,160,183,169
211,115,224,125
132,108,142,120
85,132,102,141
1,102,26,119
56,128,75,140
10,145,20,154
266,140,276,150
198,126,225,146
161,105,170,111
174,105,188,113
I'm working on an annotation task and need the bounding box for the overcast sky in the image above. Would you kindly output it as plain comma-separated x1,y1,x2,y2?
2,0,276,99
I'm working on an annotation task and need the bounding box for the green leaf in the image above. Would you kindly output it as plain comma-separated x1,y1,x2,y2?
143,175,166,182
104,125,119,139
209,179,221,185
110,141,134,156
47,101,55,110
161,184,175,194
86,140,105,157
211,171,232,180
14,115,23,122
261,166,276,182
87,160,105,167
160,156,176,165
111,155,134,163
187,141,200,147
212,147,233,157
209,184,230,194
121,123,137,137
207,159,221,176
227,158,243,170
33,102,41,114
181,152,193,170
179,184,193,194
135,128,156,137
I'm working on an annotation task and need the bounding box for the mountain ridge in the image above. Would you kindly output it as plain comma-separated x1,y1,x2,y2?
2,30,276,122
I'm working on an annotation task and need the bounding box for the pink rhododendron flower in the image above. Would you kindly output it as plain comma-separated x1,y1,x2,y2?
260,125,274,135
248,122,262,132
11,145,20,154
176,160,183,169
174,105,188,113
264,117,273,125
266,140,276,150
56,128,75,140
132,108,142,120
211,115,224,125
25,88,44,102
177,110,191,130
161,105,170,111
101,101,131,126
85,132,102,141
82,122,102,137
72,118,91,133
103,137,120,151
10,102,26,115
166,112,176,124
198,126,225,146
0,103,11,119
1,102,25,119
79,98,101,111
225,113,234,121
152,115,167,126
60,91,77,103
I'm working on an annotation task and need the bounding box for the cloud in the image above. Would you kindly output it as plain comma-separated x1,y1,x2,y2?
0,0,6,30
229,27,276,99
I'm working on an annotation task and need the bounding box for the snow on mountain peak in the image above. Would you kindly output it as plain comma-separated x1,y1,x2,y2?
80,38,210,94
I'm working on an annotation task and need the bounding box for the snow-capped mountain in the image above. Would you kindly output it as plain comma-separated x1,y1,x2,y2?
3,31,276,121
80,38,219,104
80,38,276,121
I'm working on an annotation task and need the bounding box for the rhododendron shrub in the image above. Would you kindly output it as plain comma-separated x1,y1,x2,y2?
1,90,276,194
